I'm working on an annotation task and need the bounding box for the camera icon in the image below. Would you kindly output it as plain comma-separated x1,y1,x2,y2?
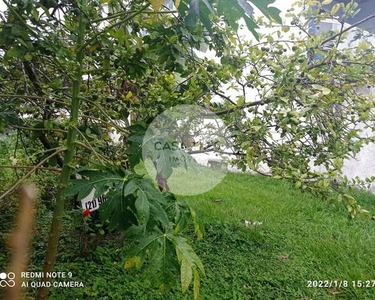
0,272,16,288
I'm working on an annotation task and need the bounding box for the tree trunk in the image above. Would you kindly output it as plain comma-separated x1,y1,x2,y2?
36,4,86,299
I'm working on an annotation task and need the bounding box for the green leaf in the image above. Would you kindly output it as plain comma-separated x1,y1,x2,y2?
0,110,22,126
24,53,33,61
125,256,141,270
63,179,94,200
129,233,163,257
185,0,201,26
4,46,25,61
181,257,193,292
166,233,204,298
217,0,260,39
135,190,150,225
124,179,141,196
128,232,178,290
167,234,205,275
244,17,260,40
238,0,253,16
331,3,341,15
125,232,163,271
198,0,214,32
249,0,282,23
333,158,343,169
191,209,204,240
100,192,137,230
149,200,170,227
67,169,140,230
193,267,200,300
322,87,331,95
125,178,165,202
312,84,324,90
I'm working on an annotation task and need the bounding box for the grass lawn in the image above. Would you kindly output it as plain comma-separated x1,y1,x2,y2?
2,172,375,300
180,173,375,300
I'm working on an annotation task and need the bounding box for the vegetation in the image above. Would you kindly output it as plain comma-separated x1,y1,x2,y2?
2,172,375,299
1,0,375,299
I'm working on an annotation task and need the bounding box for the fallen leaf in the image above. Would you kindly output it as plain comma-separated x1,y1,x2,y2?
279,254,289,260
244,220,263,227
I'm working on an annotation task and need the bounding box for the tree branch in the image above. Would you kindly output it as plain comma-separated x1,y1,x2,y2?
214,99,272,116
11,125,67,134
0,165,61,172
321,12,375,46
212,90,237,106
0,148,65,201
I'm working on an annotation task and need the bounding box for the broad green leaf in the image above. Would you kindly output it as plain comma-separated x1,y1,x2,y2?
244,17,260,40
125,233,164,273
217,0,260,39
66,169,141,230
181,257,193,292
191,209,204,240
147,233,178,290
128,232,164,258
149,201,170,226
125,178,165,202
4,46,25,61
185,0,200,26
249,0,282,23
167,233,204,298
63,179,95,201
100,192,137,231
24,53,33,61
238,0,253,15
135,190,150,225
124,179,140,196
167,234,205,274
0,110,22,126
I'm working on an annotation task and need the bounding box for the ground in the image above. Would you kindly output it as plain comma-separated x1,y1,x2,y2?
1,173,375,300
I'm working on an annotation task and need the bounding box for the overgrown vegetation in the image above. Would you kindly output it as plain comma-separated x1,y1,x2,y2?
2,172,375,299
1,0,375,298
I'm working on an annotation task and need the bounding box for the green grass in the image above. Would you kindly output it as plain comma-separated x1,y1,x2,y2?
3,172,375,300
179,173,375,300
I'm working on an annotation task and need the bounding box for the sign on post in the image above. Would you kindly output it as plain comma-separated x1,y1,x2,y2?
80,189,107,212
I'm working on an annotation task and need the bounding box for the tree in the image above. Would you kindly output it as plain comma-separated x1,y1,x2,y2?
0,0,281,299
204,0,375,215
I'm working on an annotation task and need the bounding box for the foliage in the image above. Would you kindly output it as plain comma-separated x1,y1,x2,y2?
0,136,14,189
2,173,375,299
200,0,375,217
63,161,204,292
0,0,281,297
1,0,375,298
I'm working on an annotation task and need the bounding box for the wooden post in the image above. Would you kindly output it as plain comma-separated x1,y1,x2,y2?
5,184,38,300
